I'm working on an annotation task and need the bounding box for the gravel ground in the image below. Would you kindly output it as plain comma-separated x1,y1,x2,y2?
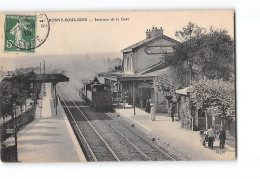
107,112,191,161
59,83,180,161
80,108,149,161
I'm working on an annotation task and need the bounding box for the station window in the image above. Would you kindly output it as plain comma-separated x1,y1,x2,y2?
127,56,131,71
124,58,128,71
198,108,206,118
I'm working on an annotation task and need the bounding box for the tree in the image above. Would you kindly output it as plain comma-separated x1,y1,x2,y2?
156,23,235,130
164,23,234,81
175,22,206,42
154,68,181,103
198,29,234,80
0,72,34,116
190,78,235,125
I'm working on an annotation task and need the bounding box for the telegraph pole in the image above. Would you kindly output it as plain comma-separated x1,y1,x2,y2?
43,60,45,74
133,82,136,115
117,79,119,106
12,103,18,162
43,60,46,96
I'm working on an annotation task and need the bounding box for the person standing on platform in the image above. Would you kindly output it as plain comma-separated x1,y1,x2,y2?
128,93,132,105
169,103,175,122
146,98,151,113
207,126,215,149
135,96,140,107
145,99,148,112
218,126,226,153
150,104,155,121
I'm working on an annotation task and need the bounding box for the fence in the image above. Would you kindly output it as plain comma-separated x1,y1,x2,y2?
0,108,35,162
1,144,18,162
0,108,35,142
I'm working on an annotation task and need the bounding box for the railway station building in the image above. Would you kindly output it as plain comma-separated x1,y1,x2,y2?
99,26,235,132
99,27,179,113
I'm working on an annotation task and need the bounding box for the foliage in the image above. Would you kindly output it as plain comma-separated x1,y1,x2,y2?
179,96,192,130
156,22,235,130
164,22,234,81
0,72,35,116
175,22,206,42
153,68,181,102
190,78,235,120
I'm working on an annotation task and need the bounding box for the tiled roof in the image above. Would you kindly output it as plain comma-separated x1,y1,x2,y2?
122,36,158,52
99,62,169,82
117,67,169,82
122,35,179,52
141,67,169,77
138,62,166,75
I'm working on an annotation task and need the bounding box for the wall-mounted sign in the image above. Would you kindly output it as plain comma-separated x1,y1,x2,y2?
6,129,15,135
145,46,174,54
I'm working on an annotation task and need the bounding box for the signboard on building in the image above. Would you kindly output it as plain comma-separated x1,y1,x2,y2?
145,46,174,54
6,129,15,135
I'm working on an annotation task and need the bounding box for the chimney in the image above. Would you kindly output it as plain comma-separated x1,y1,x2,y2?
150,26,163,38
146,29,151,39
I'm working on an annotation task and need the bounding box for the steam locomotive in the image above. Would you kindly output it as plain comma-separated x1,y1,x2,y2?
81,82,113,110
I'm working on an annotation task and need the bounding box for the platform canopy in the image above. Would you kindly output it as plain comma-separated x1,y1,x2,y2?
30,73,69,83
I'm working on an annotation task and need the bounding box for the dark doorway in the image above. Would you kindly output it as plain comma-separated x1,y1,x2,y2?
139,88,151,108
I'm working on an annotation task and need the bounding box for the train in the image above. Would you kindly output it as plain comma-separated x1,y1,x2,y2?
81,81,113,110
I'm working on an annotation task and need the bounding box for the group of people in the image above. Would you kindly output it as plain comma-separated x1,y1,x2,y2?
134,97,227,154
147,100,176,122
131,96,175,122
125,94,155,120
202,126,227,153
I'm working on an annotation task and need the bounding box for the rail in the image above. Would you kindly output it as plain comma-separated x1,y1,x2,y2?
67,83,176,161
57,89,93,162
58,84,120,161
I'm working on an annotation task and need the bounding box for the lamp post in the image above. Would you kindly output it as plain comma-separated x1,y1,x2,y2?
133,82,136,115
117,80,119,107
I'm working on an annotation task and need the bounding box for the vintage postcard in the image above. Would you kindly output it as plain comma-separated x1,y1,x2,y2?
0,10,236,162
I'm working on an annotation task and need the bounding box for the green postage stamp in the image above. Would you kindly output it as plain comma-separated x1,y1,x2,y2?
4,14,36,53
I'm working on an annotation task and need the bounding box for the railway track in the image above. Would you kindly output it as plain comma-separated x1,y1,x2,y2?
57,85,120,162
61,83,177,161
59,84,150,161
98,113,176,161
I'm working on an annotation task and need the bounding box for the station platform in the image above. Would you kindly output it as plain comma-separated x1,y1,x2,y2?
113,104,236,161
3,83,86,162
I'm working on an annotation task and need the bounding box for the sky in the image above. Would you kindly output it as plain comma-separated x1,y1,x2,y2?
0,10,234,71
